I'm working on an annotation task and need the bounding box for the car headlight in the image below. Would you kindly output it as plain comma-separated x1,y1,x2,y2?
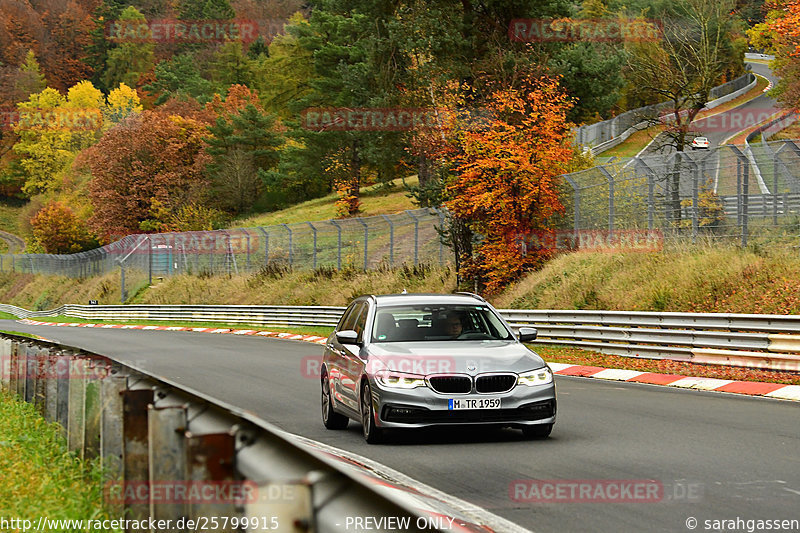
375,370,427,389
517,367,553,386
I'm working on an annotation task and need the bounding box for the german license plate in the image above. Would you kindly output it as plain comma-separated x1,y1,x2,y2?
448,398,501,410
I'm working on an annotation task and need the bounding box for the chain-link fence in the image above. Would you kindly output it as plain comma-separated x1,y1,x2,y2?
558,139,800,247
0,207,452,299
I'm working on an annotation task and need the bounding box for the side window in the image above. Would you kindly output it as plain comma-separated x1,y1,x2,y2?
353,303,369,343
338,303,359,331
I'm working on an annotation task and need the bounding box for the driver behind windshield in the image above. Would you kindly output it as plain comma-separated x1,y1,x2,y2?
442,311,465,338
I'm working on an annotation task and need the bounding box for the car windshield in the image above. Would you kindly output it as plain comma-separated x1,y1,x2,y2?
372,304,514,342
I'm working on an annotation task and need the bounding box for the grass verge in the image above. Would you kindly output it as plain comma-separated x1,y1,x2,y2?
0,389,119,527
33,316,335,338
231,176,419,229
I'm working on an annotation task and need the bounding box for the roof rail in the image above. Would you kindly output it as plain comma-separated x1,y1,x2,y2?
455,291,486,302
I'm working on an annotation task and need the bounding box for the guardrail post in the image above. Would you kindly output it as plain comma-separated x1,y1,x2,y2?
24,344,36,404
148,403,188,523
84,359,103,460
101,375,126,493
44,352,58,423
56,353,69,438
185,433,237,529
306,222,317,270
0,339,11,391
330,220,342,270
67,356,87,457
380,215,394,267
8,341,19,395
33,346,47,412
123,388,155,521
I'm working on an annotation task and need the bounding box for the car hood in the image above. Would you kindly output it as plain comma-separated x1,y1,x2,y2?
366,340,546,375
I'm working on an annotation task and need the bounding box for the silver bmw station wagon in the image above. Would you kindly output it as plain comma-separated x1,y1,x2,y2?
320,293,556,443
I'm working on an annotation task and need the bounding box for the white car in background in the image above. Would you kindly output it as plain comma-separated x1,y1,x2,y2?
691,136,710,150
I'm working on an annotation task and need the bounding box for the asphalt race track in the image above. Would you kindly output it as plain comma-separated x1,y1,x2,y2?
641,61,780,156
3,321,799,533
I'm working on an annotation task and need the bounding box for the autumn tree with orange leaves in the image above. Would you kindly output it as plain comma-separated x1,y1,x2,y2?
445,73,574,294
767,0,800,110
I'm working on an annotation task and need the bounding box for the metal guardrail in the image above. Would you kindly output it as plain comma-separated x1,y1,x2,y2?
4,304,799,371
500,309,800,371
0,333,447,532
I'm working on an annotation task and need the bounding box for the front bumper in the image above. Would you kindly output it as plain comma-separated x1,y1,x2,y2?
371,379,556,429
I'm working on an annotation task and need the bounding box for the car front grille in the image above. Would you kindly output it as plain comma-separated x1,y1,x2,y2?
475,374,517,393
427,375,472,394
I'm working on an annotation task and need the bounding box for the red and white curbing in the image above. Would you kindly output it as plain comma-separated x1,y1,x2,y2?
17,319,800,402
548,362,800,401
18,319,330,345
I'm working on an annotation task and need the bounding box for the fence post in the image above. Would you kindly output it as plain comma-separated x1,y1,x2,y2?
119,264,125,304
281,224,293,268
306,222,317,270
257,228,269,266
147,236,152,286
598,166,614,236
564,176,580,235
380,215,394,267
357,218,368,271
330,220,342,270
773,151,780,225
737,158,743,231
742,159,749,247
405,210,420,266
692,163,699,243
438,210,445,265
245,232,251,271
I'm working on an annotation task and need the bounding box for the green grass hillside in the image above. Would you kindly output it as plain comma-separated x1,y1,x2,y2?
1,244,800,315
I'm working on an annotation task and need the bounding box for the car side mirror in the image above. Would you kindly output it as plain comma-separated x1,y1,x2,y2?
518,327,538,342
336,330,360,345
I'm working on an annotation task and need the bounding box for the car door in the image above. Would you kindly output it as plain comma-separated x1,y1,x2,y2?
337,301,369,411
327,302,360,412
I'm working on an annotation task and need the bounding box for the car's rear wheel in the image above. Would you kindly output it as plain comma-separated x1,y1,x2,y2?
321,371,349,430
360,380,384,444
522,423,553,440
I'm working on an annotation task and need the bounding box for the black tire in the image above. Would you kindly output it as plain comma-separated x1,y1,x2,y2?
360,380,384,444
321,371,349,430
522,424,553,440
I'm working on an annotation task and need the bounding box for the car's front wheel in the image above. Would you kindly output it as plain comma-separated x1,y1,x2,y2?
321,371,349,430
360,380,384,444
522,423,553,440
